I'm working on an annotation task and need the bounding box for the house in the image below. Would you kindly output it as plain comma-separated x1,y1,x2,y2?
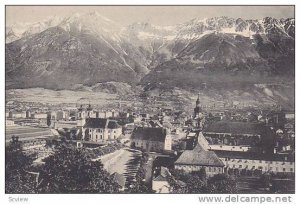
82,118,122,142
152,167,171,193
174,138,224,176
215,150,295,175
203,121,268,152
130,127,172,152
33,113,48,119
5,119,15,126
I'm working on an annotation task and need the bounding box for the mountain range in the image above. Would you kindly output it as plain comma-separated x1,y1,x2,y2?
5,12,295,108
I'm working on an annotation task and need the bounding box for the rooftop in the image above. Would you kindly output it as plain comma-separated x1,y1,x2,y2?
175,142,224,167
131,127,167,142
204,121,266,135
83,118,120,129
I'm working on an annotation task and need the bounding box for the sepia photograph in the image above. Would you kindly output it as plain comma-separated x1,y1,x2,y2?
5,5,295,195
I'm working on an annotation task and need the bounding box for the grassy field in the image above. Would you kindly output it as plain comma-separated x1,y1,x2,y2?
6,88,118,105
6,125,53,141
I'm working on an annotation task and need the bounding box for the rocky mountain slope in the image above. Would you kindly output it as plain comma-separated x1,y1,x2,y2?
5,14,294,107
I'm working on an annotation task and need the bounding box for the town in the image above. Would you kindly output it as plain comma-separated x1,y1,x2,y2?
5,93,295,194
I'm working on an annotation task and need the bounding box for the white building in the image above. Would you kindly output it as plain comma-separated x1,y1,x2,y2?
6,119,15,126
82,118,122,142
130,127,172,152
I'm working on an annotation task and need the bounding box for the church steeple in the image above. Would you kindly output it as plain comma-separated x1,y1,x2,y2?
194,93,201,118
196,93,200,107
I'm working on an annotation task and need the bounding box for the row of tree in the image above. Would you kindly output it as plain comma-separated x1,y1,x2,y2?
127,153,154,193
167,169,237,193
6,141,121,193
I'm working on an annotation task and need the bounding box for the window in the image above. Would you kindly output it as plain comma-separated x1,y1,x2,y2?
290,168,293,172
283,168,286,172
114,130,116,133
239,165,242,168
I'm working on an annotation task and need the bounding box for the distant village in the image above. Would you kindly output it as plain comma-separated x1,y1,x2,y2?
5,94,295,193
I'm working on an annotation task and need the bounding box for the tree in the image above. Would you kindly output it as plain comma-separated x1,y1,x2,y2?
37,144,120,193
168,169,207,193
126,153,154,193
5,137,37,193
207,174,237,193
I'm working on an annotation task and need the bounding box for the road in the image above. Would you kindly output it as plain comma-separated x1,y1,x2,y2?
100,148,142,188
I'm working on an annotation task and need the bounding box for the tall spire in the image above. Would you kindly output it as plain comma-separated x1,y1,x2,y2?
196,93,200,107
194,93,201,118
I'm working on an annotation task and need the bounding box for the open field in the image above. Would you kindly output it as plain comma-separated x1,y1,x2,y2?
6,125,53,141
6,88,118,105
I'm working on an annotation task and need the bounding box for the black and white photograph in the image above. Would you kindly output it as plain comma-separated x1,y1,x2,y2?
4,4,295,197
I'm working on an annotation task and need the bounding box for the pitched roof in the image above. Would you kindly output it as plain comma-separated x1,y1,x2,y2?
107,121,121,129
84,118,120,129
175,142,224,167
204,121,265,135
131,127,167,142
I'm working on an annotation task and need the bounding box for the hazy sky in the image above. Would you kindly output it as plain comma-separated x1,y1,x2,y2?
6,6,294,26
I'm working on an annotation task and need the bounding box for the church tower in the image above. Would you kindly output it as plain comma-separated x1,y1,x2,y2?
87,104,93,118
194,93,202,118
77,105,86,127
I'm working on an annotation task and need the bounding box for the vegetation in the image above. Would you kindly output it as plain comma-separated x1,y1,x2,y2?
5,137,37,193
168,169,237,194
259,173,295,193
127,153,154,193
6,139,122,193
37,144,121,193
84,143,124,159
206,173,237,193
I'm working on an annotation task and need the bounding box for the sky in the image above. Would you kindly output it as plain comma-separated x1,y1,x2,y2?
6,6,294,26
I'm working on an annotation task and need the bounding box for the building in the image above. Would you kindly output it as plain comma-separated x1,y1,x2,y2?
215,150,295,175
190,94,204,129
174,138,224,176
82,118,122,142
130,127,172,152
8,111,26,118
33,113,48,119
203,121,270,152
6,119,15,126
